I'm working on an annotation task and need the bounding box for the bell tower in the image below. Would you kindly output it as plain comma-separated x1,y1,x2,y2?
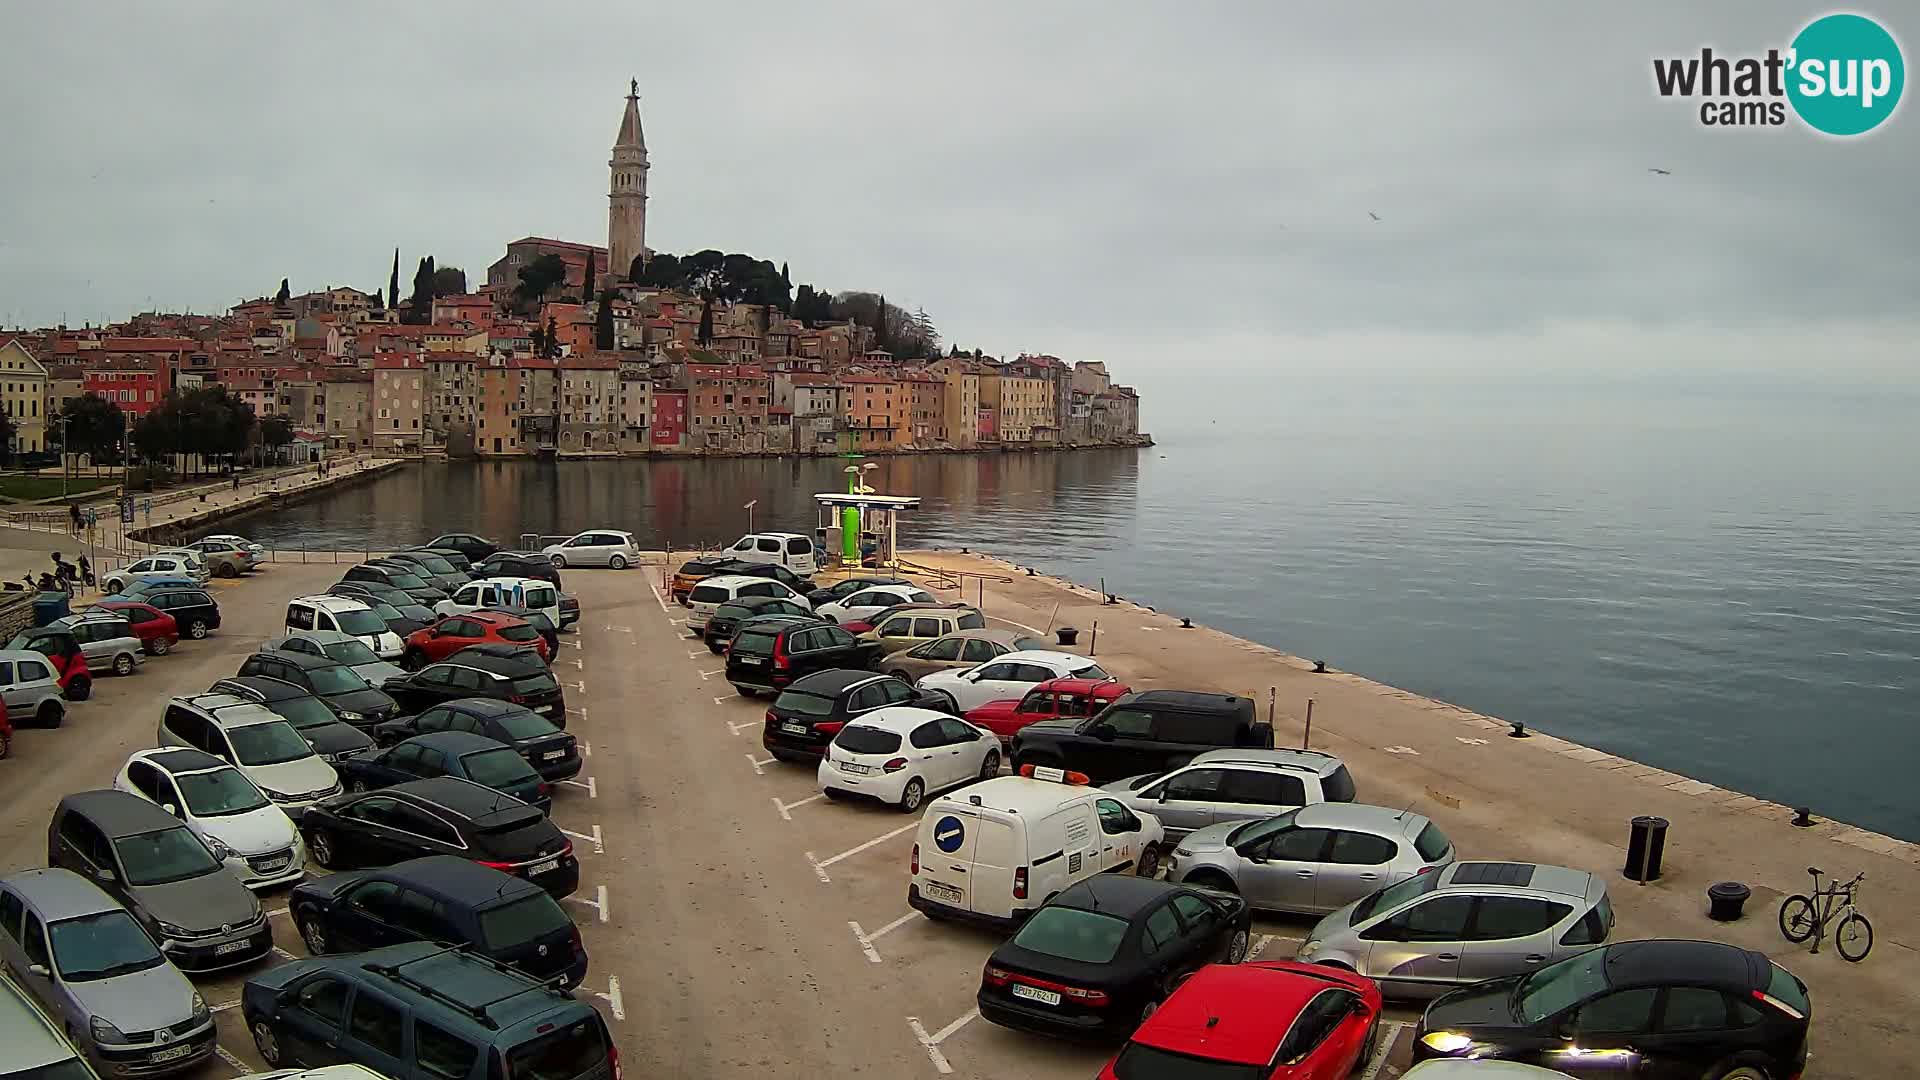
608,79,649,283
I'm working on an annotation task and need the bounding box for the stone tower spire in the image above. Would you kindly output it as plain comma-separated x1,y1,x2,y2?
608,79,650,283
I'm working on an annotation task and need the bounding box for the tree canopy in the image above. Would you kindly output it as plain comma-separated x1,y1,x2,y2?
514,254,570,313
130,386,258,474
430,265,467,296
57,392,126,466
634,250,790,310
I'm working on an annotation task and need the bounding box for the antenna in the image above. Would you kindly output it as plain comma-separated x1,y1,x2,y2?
1393,799,1422,821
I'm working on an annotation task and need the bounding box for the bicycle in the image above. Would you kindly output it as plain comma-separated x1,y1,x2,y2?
1778,866,1872,961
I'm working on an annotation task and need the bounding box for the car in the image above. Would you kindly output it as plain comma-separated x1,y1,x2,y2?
1097,960,1385,1079
381,652,565,723
334,732,552,813
1169,803,1456,915
850,602,989,647
670,556,734,604
979,875,1254,1040
686,574,810,633
724,618,884,697
1403,1063,1577,1078
261,631,406,686
468,576,563,629
1011,689,1277,781
1100,747,1356,842
411,547,479,578
127,586,220,641
704,557,815,597
157,695,343,814
1412,940,1812,1079
1298,862,1614,1000
0,651,68,730
101,555,205,595
967,677,1134,746
541,529,639,569
241,940,614,1078
112,748,308,889
881,629,1050,683
910,767,1166,927
818,707,1000,811
473,551,562,587
48,613,145,678
423,532,499,561
700,596,814,654
298,777,578,897
804,574,911,607
93,600,179,656
5,628,93,701
211,677,377,764
0,868,217,1076
556,591,579,628
181,538,255,578
46,790,273,972
109,576,200,599
0,701,11,760
761,670,945,762
202,533,265,557
372,698,580,779
287,856,587,987
338,563,447,605
433,578,537,619
285,595,406,660
0,960,104,1080
814,583,940,625
379,552,466,593
236,652,401,728
326,582,437,633
917,649,1112,714
476,605,560,657
402,612,550,669
721,531,820,576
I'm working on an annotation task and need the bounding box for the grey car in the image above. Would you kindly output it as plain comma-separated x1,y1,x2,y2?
258,631,405,686
1100,748,1356,843
879,629,1050,684
0,868,215,1075
51,614,145,678
181,539,255,578
0,649,68,729
46,791,273,973
1296,861,1614,1000
1167,803,1456,915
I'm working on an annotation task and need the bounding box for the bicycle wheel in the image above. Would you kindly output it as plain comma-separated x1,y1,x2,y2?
1836,912,1873,962
1778,895,1817,943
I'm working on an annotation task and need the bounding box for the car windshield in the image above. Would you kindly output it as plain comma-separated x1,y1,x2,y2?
492,709,559,740
228,721,316,766
113,827,221,886
462,747,539,787
478,893,573,950
332,610,387,637
177,767,270,816
1227,810,1300,849
1517,948,1612,1023
400,604,435,621
306,665,372,694
689,585,729,604
321,639,381,666
385,569,430,589
511,672,558,695
1110,1042,1262,1080
268,695,339,729
499,624,540,643
773,690,835,716
1010,906,1130,964
714,603,754,621
834,725,901,755
411,555,457,574
48,910,164,982
1072,662,1111,680
956,612,986,630
1351,869,1439,924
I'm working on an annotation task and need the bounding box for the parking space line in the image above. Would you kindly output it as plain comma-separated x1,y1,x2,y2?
699,669,725,679
272,946,298,961
568,679,587,693
567,706,588,721
263,907,291,920
773,793,826,821
868,911,920,940
561,825,604,853
849,921,883,963
594,976,626,1021
687,650,709,660
644,579,672,614
905,1008,978,1074
808,821,918,881
210,1000,241,1013
728,718,759,735
560,776,597,798
561,639,582,650
987,614,1046,636
563,657,584,669
566,884,610,923
1360,1020,1409,1080
604,625,633,633
214,1046,250,1074
581,740,591,757
713,694,742,705
746,753,777,775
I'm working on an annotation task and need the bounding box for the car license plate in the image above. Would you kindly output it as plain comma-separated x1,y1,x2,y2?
543,704,561,716
839,761,872,775
922,881,964,905
256,858,288,872
543,750,566,760
781,722,809,735
1010,984,1061,1006
150,1045,194,1064
739,656,764,666
529,859,560,875
213,940,252,956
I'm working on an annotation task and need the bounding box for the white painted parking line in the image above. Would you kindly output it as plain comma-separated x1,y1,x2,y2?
604,625,633,634
1360,1020,1409,1080
214,1046,250,1074
561,825,605,854
563,657,584,669
644,580,672,614
561,776,598,798
567,706,588,721
808,821,919,881
773,793,826,821
566,884,610,924
868,910,920,940
562,640,582,652
594,976,626,1021
581,740,591,757
728,718,760,735
687,650,709,659
210,999,241,1013
713,694,742,705
273,945,298,961
987,614,1046,636
746,753,777,775
568,679,587,693
905,1009,979,1075
263,907,291,920
699,669,725,679
848,910,922,963
1384,745,1420,755
1251,934,1274,959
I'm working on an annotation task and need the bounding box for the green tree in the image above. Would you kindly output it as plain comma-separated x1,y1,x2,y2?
259,416,294,462
0,408,15,464
57,392,126,472
595,291,616,350
697,294,714,345
388,249,400,310
515,254,569,312
431,265,466,296
543,316,561,358
581,257,596,305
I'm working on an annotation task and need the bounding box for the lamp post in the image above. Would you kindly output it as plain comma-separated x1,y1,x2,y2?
743,498,757,534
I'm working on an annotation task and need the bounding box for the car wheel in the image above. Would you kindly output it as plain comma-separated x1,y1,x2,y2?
218,563,238,578
1135,845,1162,879
148,636,172,656
186,619,209,640
112,653,135,676
609,554,627,570
550,554,567,569
36,701,63,728
1226,928,1250,963
251,1021,282,1067
1711,1067,1770,1080
306,828,339,869
297,915,328,955
105,577,125,594
64,676,91,702
898,777,926,813
887,670,912,682
979,751,1000,780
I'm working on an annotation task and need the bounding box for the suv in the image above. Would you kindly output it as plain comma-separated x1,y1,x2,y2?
1168,803,1456,916
761,670,942,761
857,604,988,650
1011,690,1274,782
1100,748,1356,843
541,529,638,569
372,698,580,779
298,778,578,897
701,598,812,654
182,538,255,578
381,654,565,722
334,732,551,813
286,596,406,660
157,695,343,815
288,856,587,987
212,676,376,763
724,619,883,697
340,564,447,606
48,614,144,678
0,964,100,1080
0,651,68,729
241,940,615,1079
237,651,400,727
135,586,220,641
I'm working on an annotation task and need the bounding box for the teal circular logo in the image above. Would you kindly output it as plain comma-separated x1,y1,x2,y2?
1787,14,1905,135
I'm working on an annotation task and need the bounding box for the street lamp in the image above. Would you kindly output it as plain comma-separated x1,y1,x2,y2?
743,498,757,534
859,461,880,495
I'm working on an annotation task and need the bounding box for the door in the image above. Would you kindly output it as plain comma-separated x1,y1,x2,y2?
1170,892,1233,966
1458,896,1572,985
567,534,610,566
1636,988,1751,1080
1093,799,1146,872
784,535,817,575
0,887,29,981
338,986,409,1078
277,974,352,1066
335,797,410,864
907,721,956,788
960,661,1028,711
1138,902,1186,998
815,626,864,673
1239,826,1333,911
1086,705,1157,781
1361,893,1474,997
1141,767,1225,838
964,815,1021,919
1213,769,1309,828
332,879,409,952
1550,987,1660,1077
919,806,981,913
12,910,58,1007
1318,830,1402,910
938,718,989,785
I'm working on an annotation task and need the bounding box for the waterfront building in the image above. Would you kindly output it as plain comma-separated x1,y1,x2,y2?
681,363,770,452
557,353,621,455
0,338,49,454
841,373,908,451
372,354,427,451
649,388,688,450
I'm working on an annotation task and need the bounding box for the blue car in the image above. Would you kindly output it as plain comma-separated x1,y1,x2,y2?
332,731,550,812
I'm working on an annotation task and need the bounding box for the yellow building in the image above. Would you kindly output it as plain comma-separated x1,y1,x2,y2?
0,338,50,454
981,370,1052,443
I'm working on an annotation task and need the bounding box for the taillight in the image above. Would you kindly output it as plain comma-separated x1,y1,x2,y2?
477,860,515,870
1013,866,1028,900
764,709,779,727
772,636,790,669
607,1044,621,1080
569,923,584,957
509,694,527,704
982,964,1010,987
816,721,844,736
537,782,551,797
1752,989,1806,1021
559,840,574,858
1416,865,1437,875
882,757,908,773
910,843,920,874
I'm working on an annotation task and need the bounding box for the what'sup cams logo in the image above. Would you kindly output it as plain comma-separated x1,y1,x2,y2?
1654,13,1904,135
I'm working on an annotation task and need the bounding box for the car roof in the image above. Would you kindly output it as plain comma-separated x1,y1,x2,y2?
933,774,1097,817
134,746,228,774
1030,677,1129,697
847,706,958,733
0,866,123,918
57,789,183,836
252,649,346,671
873,602,970,615
1191,747,1346,777
850,583,922,596
788,669,887,695
1601,939,1766,992
384,777,539,822
1127,689,1253,714
375,856,543,909
936,629,1025,644
1401,1062,1582,1078
1053,874,1181,919
406,731,512,754
476,576,551,590
739,615,816,631
327,941,587,1033
182,694,292,729
282,629,359,645
746,531,810,540
1438,861,1596,899
998,649,1094,668
720,595,803,610
1293,802,1431,836
97,599,161,612
696,575,772,590
0,648,57,666
442,651,544,676
0,969,82,1070
56,611,128,625
457,611,527,628
1135,961,1373,1066
293,594,373,611
214,675,307,702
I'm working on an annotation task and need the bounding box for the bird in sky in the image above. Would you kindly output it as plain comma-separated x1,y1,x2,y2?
1368,211,1381,221
1648,167,1672,175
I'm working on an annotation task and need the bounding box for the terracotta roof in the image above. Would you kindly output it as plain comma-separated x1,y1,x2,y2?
840,374,898,385
506,236,608,256
558,354,619,370
427,354,478,365
373,355,423,370
100,337,195,351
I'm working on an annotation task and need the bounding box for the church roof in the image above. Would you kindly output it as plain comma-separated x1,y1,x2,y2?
614,82,646,149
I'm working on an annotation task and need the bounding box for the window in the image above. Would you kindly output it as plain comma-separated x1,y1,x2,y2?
1575,987,1659,1033
1660,987,1733,1032
1276,991,1358,1064
0,889,22,942
958,638,1000,663
936,719,978,744
348,992,405,1057
1413,822,1452,862
1263,826,1333,863
917,638,963,662
1471,897,1572,940
295,976,350,1028
956,611,986,630
1098,707,1154,739
822,626,857,648
391,889,452,940
1327,831,1398,865
1162,768,1225,801
1219,770,1306,807
911,617,941,637
415,1020,480,1080
392,805,460,846
1561,898,1612,946
908,722,945,749
1170,893,1219,933
1141,904,1181,953
880,680,916,705
348,879,403,919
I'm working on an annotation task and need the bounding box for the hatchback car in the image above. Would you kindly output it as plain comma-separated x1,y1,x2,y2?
0,868,216,1075
725,619,884,697
334,732,551,813
701,596,814,654
261,631,406,686
686,575,810,633
965,677,1132,745
917,650,1113,714
379,552,466,594
211,677,376,764
5,629,92,701
157,695,344,815
46,791,272,971
703,558,813,596
299,777,578,897
476,605,560,657
804,574,911,608
287,856,588,988
979,875,1253,1040
94,600,178,656
101,556,205,595
339,564,446,606
113,748,307,889
0,651,68,729
474,551,563,587
851,602,989,648
181,538,255,578
382,653,565,722
1299,862,1613,1000
403,613,549,669
201,533,265,557
882,629,1049,683
1101,748,1356,842
761,670,941,761
1169,804,1457,915
424,532,499,561
236,652,400,728
372,698,580,779
541,529,638,569
816,706,1001,812
48,614,144,678
814,583,939,624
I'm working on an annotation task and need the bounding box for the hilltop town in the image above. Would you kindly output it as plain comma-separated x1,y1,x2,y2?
0,83,1146,463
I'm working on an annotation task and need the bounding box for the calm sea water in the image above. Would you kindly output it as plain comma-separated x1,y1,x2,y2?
226,375,1920,841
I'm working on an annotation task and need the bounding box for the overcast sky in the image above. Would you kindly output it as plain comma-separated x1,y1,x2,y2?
2,2,1914,407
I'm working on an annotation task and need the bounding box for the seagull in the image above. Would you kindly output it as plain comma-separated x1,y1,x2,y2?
1368,211,1381,221
1647,167,1671,175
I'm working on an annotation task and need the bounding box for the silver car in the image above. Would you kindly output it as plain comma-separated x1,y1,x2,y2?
1167,803,1456,915
51,614,145,678
1297,861,1613,1000
0,868,215,1075
258,631,405,686
879,629,1050,684
1100,748,1356,843
0,649,67,729
541,529,639,569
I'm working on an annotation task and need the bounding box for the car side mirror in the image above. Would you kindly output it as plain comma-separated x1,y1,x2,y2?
1350,998,1372,1017
95,867,116,883
162,803,179,817
28,963,49,977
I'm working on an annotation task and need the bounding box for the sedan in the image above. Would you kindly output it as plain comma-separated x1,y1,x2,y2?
916,650,1113,714
880,629,1049,684
978,875,1253,1040
1169,804,1455,915
259,631,405,686
814,583,939,625
1098,960,1383,1079
333,731,551,812
816,706,1000,813
381,655,565,721
372,697,580,780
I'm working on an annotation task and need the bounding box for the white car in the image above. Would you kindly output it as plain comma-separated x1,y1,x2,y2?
814,583,939,625
204,533,266,557
816,706,1001,812
113,747,307,889
916,650,1114,713
542,529,639,569
723,531,821,577
686,574,810,632
157,695,342,816
103,554,207,594
285,595,405,660
437,576,563,628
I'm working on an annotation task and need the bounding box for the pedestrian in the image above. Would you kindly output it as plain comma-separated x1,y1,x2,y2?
69,503,82,535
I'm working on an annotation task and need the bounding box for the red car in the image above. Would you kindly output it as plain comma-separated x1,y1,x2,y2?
11,628,93,701
964,677,1131,744
1098,961,1383,1080
403,611,551,668
95,600,180,656
0,700,11,759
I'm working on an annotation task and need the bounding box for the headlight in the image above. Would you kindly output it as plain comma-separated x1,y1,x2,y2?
1173,846,1194,858
154,920,192,938
191,991,209,1020
338,710,364,721
259,787,292,803
1298,939,1323,957
90,1015,127,1043
1421,1031,1475,1055
205,836,234,860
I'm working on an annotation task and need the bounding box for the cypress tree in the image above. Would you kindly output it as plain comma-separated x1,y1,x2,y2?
275,278,290,305
582,257,596,305
545,315,560,358
388,249,400,310
595,291,616,350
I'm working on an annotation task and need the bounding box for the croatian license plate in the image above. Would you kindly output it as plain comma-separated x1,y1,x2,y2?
840,761,872,775
543,704,561,716
923,881,964,905
213,940,252,956
739,656,764,666
543,750,566,761
256,858,288,872
1010,984,1062,1006
529,859,560,875
782,722,809,735
150,1045,194,1064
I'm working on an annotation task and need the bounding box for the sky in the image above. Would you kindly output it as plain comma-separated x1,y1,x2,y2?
2,3,1915,421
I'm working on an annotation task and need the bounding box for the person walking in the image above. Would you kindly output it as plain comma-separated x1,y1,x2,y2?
69,502,82,536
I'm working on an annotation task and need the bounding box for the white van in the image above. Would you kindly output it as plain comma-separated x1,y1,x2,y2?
725,532,820,578
439,576,562,627
908,766,1166,928
285,595,404,660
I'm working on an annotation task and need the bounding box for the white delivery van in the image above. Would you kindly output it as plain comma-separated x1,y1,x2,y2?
908,765,1166,928
725,532,820,578
285,595,405,659
439,576,562,627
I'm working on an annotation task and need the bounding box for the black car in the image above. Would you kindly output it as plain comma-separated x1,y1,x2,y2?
424,532,500,562
411,546,481,577
211,675,376,762
236,650,400,728
725,618,884,697
762,669,944,761
805,575,911,607
140,586,222,640
374,696,581,778
702,597,814,653
340,562,448,605
383,651,566,722
977,876,1252,1040
1010,690,1275,783
300,776,579,896
1413,939,1812,1078
476,551,563,587
381,551,467,592
287,855,587,987
706,557,812,593
334,731,551,813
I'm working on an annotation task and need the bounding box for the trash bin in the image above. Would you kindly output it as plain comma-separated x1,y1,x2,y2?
1624,815,1669,882
1056,627,1080,647
1707,881,1751,921
32,591,70,626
